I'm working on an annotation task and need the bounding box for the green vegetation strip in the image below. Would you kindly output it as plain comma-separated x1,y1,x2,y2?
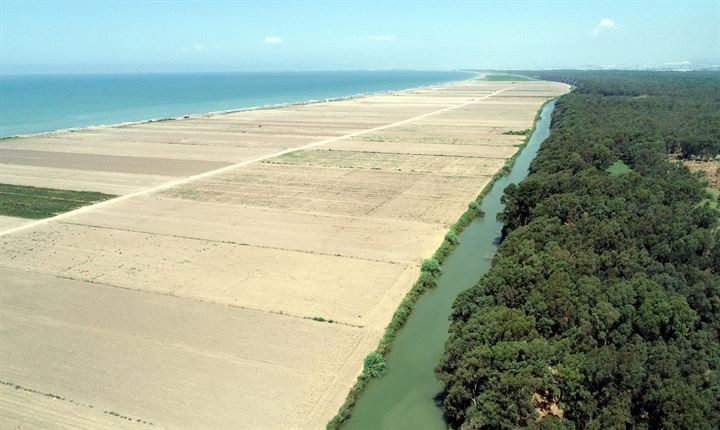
438,72,720,428
502,129,530,136
0,183,115,219
326,99,553,430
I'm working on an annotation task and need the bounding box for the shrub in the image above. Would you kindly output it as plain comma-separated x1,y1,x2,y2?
363,352,387,378
445,230,459,245
421,258,442,276
417,271,437,289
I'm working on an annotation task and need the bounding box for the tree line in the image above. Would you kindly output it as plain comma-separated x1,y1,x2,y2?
534,71,720,160
436,71,720,429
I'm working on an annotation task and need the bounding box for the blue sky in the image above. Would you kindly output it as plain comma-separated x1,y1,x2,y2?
1,0,718,73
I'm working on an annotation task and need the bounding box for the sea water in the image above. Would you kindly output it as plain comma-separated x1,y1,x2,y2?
0,70,472,137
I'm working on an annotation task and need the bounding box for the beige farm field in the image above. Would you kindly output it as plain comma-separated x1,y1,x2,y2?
0,78,570,429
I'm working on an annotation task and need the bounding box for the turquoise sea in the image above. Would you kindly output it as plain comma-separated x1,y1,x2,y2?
0,71,472,137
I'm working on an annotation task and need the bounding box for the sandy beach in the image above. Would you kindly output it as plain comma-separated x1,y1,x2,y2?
0,78,570,428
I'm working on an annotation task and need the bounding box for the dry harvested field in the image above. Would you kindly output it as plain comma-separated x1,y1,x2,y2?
0,78,570,429
681,159,720,188
0,215,32,231
160,164,491,225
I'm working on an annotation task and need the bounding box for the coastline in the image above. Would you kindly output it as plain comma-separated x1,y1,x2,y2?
0,71,481,140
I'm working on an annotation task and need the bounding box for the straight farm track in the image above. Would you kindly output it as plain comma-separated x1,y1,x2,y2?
0,79,570,429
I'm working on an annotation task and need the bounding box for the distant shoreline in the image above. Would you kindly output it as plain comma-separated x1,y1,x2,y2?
1,71,481,140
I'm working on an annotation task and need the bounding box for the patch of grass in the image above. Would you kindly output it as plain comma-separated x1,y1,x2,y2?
0,183,115,219
606,160,632,176
482,73,534,81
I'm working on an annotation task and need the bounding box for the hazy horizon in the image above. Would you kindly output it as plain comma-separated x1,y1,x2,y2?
1,0,718,74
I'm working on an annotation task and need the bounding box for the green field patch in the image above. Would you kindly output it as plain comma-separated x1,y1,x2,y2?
606,160,632,176
0,183,115,219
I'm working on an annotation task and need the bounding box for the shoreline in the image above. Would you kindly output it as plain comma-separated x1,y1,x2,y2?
0,72,481,140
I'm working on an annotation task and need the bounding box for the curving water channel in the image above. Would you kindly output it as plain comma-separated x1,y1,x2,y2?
342,100,557,430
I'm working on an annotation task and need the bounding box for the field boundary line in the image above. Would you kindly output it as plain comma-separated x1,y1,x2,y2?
0,380,156,427
57,221,408,265
0,87,508,237
0,265,367,328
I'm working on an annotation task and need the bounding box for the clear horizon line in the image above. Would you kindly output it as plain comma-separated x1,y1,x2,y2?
2,67,719,77
0,68,478,76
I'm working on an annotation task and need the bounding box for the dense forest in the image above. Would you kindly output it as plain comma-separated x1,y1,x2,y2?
532,71,720,159
437,71,720,429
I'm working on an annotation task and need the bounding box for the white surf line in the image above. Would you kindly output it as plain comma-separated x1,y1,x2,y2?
0,87,509,237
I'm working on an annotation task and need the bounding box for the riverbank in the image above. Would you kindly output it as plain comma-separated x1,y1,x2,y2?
330,99,559,430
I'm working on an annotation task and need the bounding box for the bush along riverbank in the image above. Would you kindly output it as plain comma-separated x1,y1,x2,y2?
437,71,720,429
326,99,557,430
